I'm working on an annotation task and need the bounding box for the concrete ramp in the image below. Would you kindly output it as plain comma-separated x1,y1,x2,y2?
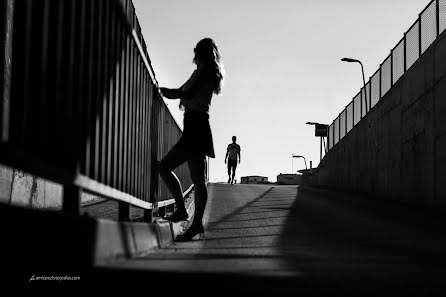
92,184,446,295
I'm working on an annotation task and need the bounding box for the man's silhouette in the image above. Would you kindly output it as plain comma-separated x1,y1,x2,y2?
225,136,241,184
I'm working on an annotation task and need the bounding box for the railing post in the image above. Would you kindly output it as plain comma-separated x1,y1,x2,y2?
368,77,372,111
1,0,14,143
63,184,81,216
118,201,130,221
360,90,363,119
379,66,382,101
158,206,166,218
390,51,394,87
404,32,407,72
436,0,440,37
144,209,153,223
418,14,422,58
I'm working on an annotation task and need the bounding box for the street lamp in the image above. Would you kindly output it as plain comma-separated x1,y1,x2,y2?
341,57,368,113
306,122,328,162
292,154,307,171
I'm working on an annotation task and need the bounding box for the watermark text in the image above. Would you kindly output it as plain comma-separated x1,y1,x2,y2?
29,274,80,282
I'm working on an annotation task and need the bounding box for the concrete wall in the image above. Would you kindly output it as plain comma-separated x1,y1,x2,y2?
311,29,446,209
0,164,104,210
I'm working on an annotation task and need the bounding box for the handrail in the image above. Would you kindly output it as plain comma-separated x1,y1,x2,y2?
327,0,445,153
0,0,194,222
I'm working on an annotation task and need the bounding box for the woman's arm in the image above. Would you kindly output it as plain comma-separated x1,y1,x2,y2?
160,88,181,99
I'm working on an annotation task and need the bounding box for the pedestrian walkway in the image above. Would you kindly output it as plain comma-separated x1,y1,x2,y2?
92,183,446,295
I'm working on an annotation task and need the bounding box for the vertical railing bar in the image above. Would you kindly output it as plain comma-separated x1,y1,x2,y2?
53,1,65,162
94,1,104,181
87,1,96,178
104,3,111,181
117,15,124,191
65,0,77,169
129,41,135,196
1,0,14,143
142,67,148,200
38,0,50,152
133,43,139,197
84,0,94,177
147,81,153,203
101,1,110,184
135,55,141,198
20,1,33,144
107,3,116,187
123,33,129,192
436,0,440,37
77,0,87,175
139,60,145,199
140,69,145,200
114,3,121,189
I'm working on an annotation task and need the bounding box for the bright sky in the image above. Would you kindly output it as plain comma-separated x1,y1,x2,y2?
133,0,429,183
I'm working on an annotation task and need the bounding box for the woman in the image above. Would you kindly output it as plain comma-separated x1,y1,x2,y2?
159,38,224,241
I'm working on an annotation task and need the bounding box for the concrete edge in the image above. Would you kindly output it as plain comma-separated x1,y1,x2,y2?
94,187,200,262
93,218,177,264
94,187,199,263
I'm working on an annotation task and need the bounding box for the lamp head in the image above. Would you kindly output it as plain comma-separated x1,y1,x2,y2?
341,57,358,63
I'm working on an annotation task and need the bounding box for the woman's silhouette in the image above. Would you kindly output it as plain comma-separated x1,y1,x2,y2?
159,38,224,241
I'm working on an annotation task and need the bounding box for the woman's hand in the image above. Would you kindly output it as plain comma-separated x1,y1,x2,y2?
160,87,180,99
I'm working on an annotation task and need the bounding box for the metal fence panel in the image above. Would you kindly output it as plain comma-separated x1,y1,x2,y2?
381,55,392,97
392,39,405,84
2,0,192,209
328,123,333,150
334,116,339,145
346,101,353,133
440,0,446,34
421,1,437,54
340,110,346,140
370,70,380,109
406,21,420,70
353,92,361,126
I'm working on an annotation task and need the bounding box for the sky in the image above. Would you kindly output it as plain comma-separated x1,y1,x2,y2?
132,0,430,183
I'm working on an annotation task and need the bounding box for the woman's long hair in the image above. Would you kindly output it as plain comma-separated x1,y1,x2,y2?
193,38,224,95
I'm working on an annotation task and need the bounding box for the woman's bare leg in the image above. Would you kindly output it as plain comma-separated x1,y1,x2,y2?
159,147,190,214
187,155,207,227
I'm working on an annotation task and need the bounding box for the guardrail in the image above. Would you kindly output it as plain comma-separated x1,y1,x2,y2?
0,0,193,222
327,0,445,152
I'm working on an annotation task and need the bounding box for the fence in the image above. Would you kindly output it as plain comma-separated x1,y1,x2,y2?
0,0,193,221
327,0,446,151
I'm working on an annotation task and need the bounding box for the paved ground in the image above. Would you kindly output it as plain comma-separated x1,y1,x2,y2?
91,183,446,295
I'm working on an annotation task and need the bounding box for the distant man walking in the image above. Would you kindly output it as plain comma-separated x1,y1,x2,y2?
225,136,241,184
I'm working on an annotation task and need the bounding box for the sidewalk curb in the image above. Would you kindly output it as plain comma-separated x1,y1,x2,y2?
93,218,175,263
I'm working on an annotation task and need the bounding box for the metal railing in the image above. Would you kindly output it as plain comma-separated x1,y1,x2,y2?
0,0,193,222
327,0,446,152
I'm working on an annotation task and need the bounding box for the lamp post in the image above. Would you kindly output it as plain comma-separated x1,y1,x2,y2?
292,154,307,171
306,122,328,162
341,57,367,113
